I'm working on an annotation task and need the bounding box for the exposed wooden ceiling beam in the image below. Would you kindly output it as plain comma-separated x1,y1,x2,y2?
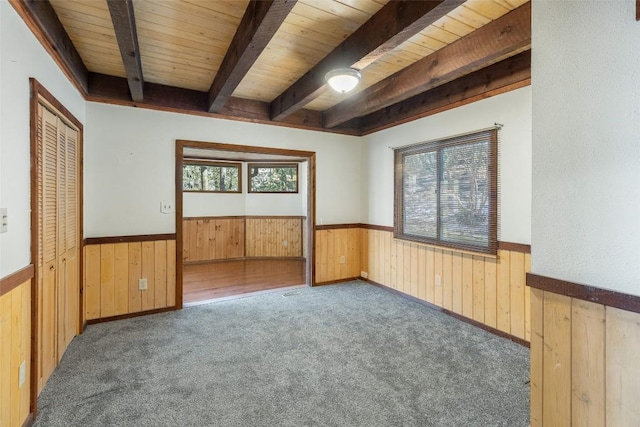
359,51,531,135
87,73,358,135
11,0,88,94
323,2,531,128
270,0,464,122
106,0,144,102
208,0,298,113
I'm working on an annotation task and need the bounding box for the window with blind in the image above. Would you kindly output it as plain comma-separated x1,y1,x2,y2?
183,161,241,193
394,129,498,254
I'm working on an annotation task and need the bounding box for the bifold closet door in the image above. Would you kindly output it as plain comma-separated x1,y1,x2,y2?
58,123,80,352
36,103,80,392
39,106,59,391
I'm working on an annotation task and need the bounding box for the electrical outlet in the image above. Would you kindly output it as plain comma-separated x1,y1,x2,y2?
0,208,7,233
283,240,288,247
435,274,441,287
361,271,368,279
160,201,173,214
139,278,148,290
19,361,26,388
339,255,346,264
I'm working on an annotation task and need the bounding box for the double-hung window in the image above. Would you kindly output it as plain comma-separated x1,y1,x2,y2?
394,129,497,254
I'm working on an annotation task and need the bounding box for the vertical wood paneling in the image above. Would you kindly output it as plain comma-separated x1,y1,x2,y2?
182,217,247,262
246,217,302,258
84,239,176,320
403,244,411,296
496,250,511,334
510,251,526,339
531,288,640,426
530,288,543,427
389,236,397,290
472,256,485,322
451,253,462,314
524,253,532,341
315,230,327,283
140,242,155,311
99,244,115,317
417,246,427,301
383,232,391,286
360,228,368,277
84,245,101,320
114,243,129,315
433,248,442,306
484,258,497,328
396,241,405,293
461,254,473,318
315,227,361,283
128,242,142,313
0,290,11,427
166,240,176,307
572,299,605,427
0,280,31,427
442,251,452,310
542,292,572,427
154,241,168,308
606,307,640,427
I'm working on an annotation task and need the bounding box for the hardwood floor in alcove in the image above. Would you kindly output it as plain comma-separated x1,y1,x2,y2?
183,259,307,305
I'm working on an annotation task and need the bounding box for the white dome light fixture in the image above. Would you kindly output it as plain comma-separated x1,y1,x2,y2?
325,68,362,94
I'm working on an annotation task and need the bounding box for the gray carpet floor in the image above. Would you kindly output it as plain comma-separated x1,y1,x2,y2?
34,281,530,426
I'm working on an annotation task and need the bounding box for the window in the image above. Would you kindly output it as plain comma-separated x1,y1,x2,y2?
394,129,497,254
183,161,241,192
248,163,298,193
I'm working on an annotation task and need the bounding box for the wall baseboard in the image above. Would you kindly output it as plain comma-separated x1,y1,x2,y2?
22,413,34,427
363,277,530,348
86,306,176,325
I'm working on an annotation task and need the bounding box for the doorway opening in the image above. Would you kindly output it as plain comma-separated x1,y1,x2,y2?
175,140,316,307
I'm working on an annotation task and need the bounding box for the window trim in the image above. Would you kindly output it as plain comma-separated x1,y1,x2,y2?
182,160,242,193
248,162,299,194
393,129,498,255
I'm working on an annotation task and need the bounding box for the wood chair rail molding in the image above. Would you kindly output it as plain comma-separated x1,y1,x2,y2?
0,265,35,298
527,273,640,314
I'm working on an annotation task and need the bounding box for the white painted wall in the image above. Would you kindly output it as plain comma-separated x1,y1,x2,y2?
531,1,640,295
0,2,85,278
183,162,308,217
362,86,532,245
85,103,360,237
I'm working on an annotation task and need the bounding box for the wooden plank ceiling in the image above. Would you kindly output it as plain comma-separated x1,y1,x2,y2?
13,0,531,135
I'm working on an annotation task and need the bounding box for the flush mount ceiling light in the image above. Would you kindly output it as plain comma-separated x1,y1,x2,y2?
325,68,362,94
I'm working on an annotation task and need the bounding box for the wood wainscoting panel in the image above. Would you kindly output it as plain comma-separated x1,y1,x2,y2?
605,307,640,426
246,217,303,258
83,237,176,320
528,274,640,426
542,292,572,427
182,217,245,263
0,279,31,427
183,216,304,262
361,228,531,341
315,226,361,284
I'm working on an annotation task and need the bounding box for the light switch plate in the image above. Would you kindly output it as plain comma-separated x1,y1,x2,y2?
139,278,148,290
0,208,7,233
